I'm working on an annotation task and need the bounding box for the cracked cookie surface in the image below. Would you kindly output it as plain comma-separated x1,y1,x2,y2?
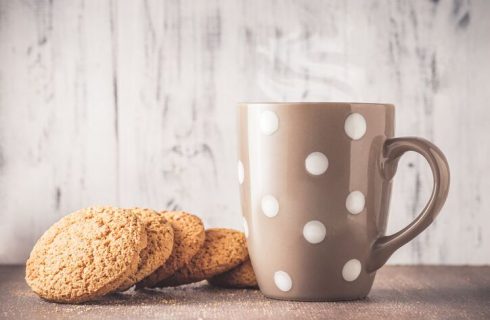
138,211,205,288
116,208,174,291
25,207,146,303
158,228,248,287
209,259,258,288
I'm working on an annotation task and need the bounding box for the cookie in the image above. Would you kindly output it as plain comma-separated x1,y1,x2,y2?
115,208,174,291
137,211,205,288
158,228,248,287
25,207,147,303
208,259,258,288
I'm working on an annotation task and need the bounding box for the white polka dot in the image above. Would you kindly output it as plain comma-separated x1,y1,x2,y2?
342,259,362,282
346,191,365,215
274,271,292,292
238,161,244,185
261,195,279,218
303,220,326,244
305,152,329,175
260,110,279,135
243,217,249,238
344,113,367,140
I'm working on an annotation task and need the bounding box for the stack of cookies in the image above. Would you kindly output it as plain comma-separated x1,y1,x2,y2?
25,207,257,304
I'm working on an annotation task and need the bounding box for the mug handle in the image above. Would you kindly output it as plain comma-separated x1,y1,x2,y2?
366,137,450,272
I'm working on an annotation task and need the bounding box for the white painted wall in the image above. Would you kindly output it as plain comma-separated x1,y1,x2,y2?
0,0,489,265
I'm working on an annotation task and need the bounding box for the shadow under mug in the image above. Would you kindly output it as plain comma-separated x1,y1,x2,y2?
238,102,450,301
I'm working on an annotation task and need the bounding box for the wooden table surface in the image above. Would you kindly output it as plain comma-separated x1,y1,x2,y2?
1,266,489,320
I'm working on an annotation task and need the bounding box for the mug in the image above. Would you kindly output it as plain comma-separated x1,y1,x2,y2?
237,102,449,301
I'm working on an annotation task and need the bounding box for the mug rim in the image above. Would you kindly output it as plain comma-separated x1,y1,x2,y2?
238,102,394,108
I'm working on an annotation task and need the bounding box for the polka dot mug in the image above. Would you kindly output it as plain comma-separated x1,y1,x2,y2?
238,102,450,301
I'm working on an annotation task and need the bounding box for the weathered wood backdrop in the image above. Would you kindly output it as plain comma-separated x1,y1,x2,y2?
0,0,489,265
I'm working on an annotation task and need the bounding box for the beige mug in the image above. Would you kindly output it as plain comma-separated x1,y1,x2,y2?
238,102,450,301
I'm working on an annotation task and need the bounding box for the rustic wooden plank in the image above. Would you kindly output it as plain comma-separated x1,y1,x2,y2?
1,266,489,319
1,0,490,265
0,0,118,263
